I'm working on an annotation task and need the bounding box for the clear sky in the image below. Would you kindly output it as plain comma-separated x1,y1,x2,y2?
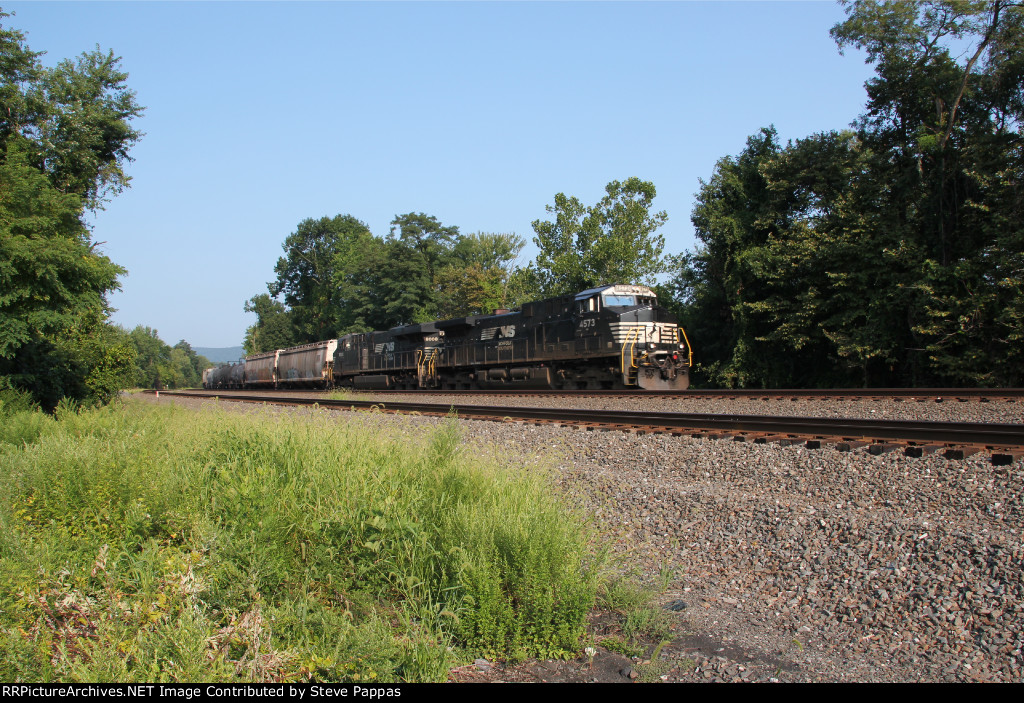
5,0,875,348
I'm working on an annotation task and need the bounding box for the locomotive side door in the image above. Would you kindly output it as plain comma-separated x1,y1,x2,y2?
575,294,601,353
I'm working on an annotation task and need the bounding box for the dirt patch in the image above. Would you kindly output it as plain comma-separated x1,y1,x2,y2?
448,606,803,683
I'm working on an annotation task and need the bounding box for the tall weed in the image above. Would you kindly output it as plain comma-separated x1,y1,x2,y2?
0,389,51,447
0,400,598,681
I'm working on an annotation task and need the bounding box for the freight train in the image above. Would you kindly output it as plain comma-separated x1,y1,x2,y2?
203,284,692,391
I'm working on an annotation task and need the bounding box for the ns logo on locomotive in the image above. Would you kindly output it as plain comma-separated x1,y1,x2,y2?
204,284,692,392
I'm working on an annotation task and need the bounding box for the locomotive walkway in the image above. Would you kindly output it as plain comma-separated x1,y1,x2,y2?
154,390,1024,464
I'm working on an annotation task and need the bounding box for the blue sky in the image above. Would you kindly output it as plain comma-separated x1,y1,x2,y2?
5,1,876,348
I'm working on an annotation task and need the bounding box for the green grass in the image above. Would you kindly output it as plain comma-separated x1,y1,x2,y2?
595,575,678,661
0,399,600,682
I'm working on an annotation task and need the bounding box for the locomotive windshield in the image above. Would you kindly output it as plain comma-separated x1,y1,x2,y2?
603,294,656,307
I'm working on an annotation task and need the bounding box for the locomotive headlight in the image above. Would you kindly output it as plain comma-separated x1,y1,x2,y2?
648,343,656,350
678,344,685,350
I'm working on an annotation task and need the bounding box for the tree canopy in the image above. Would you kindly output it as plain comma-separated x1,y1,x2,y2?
530,177,668,297
677,0,1024,387
243,294,298,355
0,10,143,408
128,327,211,389
269,214,374,341
249,213,526,347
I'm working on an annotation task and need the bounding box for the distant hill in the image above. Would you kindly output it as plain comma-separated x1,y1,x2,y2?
195,346,246,364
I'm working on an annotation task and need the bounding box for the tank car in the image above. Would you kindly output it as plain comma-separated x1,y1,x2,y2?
333,284,690,390
208,362,242,390
228,361,245,389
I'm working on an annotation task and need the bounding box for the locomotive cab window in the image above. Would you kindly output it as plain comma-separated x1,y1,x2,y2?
577,296,599,314
603,294,636,307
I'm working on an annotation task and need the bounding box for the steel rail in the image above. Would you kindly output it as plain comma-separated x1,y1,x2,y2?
156,390,1024,450
363,387,1024,400
192,387,1024,400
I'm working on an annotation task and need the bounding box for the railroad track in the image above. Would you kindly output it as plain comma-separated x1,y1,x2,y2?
152,390,1024,465
191,387,1024,401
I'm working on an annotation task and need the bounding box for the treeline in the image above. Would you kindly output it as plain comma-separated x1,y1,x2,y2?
245,178,669,354
243,214,528,353
127,327,211,390
248,2,1023,389
241,179,669,361
676,0,1024,388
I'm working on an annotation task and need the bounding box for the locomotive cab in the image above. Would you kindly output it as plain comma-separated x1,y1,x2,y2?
576,284,690,390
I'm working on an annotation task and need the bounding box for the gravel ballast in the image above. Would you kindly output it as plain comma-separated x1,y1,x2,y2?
140,393,1023,682
352,391,1024,425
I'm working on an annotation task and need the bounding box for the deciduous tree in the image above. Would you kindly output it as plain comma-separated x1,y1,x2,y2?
675,0,1024,388
270,215,373,342
532,178,668,296
242,294,298,354
435,232,525,317
0,10,143,407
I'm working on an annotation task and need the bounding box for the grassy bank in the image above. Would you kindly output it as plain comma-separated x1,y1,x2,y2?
0,395,599,682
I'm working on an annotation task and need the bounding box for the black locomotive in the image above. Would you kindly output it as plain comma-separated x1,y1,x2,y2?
333,284,691,391
205,284,691,391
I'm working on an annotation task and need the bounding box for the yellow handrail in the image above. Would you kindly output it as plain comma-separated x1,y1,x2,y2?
620,326,641,379
416,348,438,387
679,326,694,367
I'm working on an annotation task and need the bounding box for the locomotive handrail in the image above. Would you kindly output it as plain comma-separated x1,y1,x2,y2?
415,348,438,388
680,326,694,367
619,328,630,378
621,326,641,381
